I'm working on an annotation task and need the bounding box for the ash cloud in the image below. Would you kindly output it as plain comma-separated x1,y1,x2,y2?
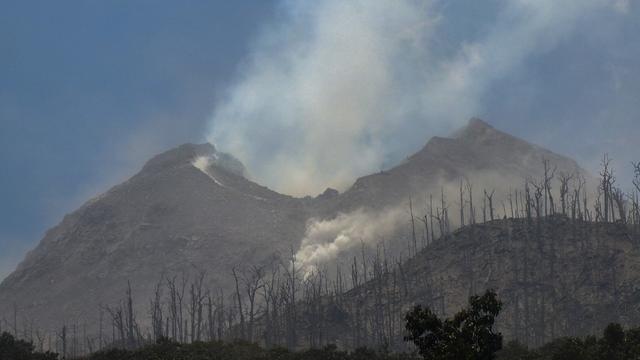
207,0,619,197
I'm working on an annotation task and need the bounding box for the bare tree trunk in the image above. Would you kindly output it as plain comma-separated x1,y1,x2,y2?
466,180,475,225
459,179,465,227
485,189,495,221
409,197,418,256
125,281,136,348
244,265,264,343
231,267,246,340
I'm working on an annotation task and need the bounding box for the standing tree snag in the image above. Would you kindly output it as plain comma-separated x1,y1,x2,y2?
542,159,557,216
600,154,616,222
634,162,640,193
484,189,495,221
558,172,573,216
231,267,245,340
459,179,465,227
409,197,418,257
466,179,476,225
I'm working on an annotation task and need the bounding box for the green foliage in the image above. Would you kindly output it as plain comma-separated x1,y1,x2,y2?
0,332,58,360
404,289,503,360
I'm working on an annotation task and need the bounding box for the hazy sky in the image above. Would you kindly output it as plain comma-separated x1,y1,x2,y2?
1,0,639,280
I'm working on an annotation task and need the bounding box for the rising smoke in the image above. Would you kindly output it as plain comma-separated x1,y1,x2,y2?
208,0,441,196
207,0,623,270
295,207,407,275
293,170,564,272
207,0,617,197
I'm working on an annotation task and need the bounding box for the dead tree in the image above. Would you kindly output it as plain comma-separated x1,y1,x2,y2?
429,194,436,241
440,188,451,236
631,162,640,231
529,180,544,220
571,175,586,221
166,275,187,341
524,182,533,222
509,190,515,219
261,263,282,346
612,187,626,224
600,154,615,222
98,306,104,350
125,281,136,348
166,276,179,340
282,247,300,348
243,265,264,343
150,279,164,341
466,180,475,225
231,267,246,340
409,197,417,257
13,303,17,337
360,241,369,284
105,304,125,348
542,159,557,216
204,292,214,341
216,290,225,341
35,329,45,353
459,179,465,227
188,271,206,342
418,214,430,247
178,276,188,342
484,189,496,221
558,172,573,216
58,325,67,359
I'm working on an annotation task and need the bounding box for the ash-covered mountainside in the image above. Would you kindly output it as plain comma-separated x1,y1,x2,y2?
284,217,640,350
0,118,591,333
327,118,586,213
0,143,309,331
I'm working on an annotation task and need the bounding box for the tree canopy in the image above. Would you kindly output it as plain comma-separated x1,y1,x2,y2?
404,289,503,360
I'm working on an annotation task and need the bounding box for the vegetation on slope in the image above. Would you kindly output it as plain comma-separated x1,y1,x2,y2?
5,290,640,360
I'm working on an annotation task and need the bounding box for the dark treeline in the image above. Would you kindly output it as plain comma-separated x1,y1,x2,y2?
3,157,640,357
6,291,640,360
498,323,640,360
1,332,417,360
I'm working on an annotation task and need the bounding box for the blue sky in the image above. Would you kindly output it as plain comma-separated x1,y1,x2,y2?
0,1,277,277
1,0,639,279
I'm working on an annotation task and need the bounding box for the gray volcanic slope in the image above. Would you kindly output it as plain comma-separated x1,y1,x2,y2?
0,143,310,331
0,118,589,332
328,118,587,213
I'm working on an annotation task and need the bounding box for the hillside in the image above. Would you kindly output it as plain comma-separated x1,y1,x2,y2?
0,118,593,337
286,216,640,350
0,143,310,332
325,118,586,213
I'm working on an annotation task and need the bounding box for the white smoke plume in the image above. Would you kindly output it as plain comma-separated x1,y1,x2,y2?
207,0,618,197
208,0,439,196
295,207,407,274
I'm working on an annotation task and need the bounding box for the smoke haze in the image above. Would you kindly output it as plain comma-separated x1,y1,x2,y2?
207,0,622,197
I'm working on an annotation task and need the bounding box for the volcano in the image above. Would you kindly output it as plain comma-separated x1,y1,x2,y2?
0,118,590,335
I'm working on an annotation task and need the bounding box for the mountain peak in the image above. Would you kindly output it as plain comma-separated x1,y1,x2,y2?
451,117,498,139
416,118,498,156
142,143,216,173
467,117,493,130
